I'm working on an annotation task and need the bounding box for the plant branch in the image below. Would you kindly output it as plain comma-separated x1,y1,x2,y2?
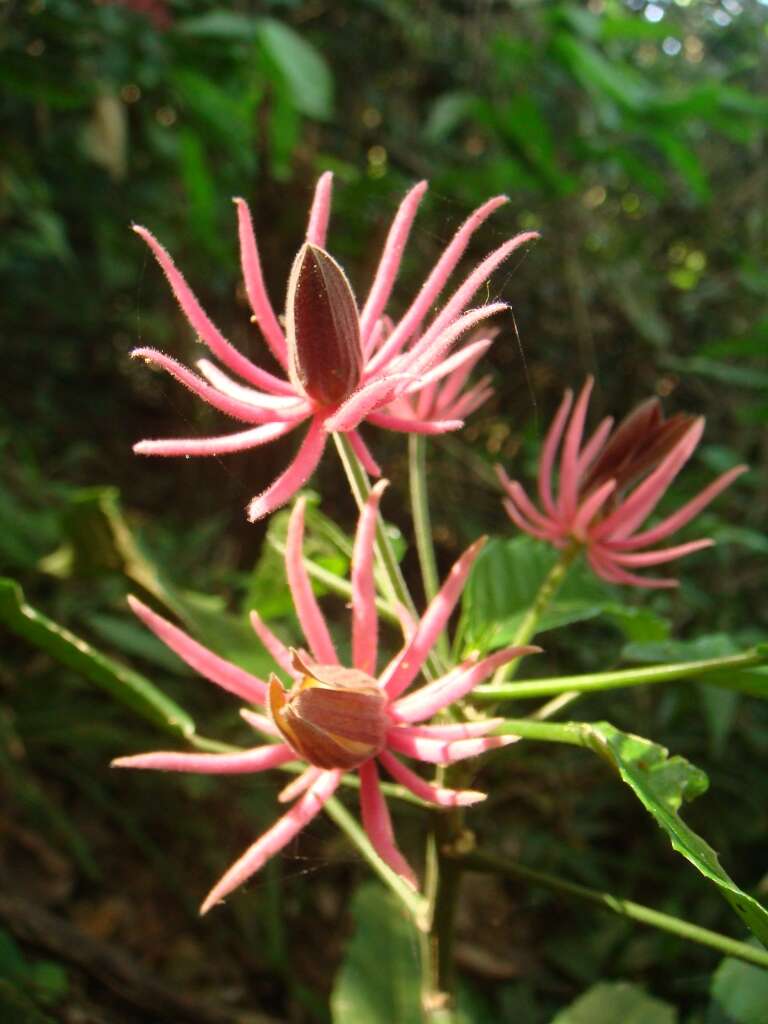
461,850,768,970
475,646,768,703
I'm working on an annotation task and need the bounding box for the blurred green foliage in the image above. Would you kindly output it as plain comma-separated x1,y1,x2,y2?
2,0,768,1020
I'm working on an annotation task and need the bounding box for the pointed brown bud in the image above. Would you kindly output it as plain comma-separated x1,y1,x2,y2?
268,654,387,770
285,243,363,406
584,397,696,495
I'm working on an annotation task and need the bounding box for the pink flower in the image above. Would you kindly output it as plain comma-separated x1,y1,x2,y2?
112,484,537,912
132,174,537,519
497,377,747,588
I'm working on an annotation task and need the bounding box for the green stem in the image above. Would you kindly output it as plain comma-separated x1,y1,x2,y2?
323,796,428,923
461,850,768,970
333,432,440,680
269,539,400,626
409,435,450,664
475,647,767,703
490,541,580,686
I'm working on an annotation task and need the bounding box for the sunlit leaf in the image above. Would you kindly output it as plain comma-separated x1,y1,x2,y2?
256,18,333,121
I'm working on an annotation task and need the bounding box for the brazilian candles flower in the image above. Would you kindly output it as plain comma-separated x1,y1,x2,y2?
497,377,747,588
112,484,537,912
132,174,537,519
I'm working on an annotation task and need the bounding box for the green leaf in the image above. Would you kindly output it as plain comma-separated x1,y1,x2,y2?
458,537,614,652
175,11,260,39
0,981,56,1024
331,884,421,1024
710,954,768,1024
0,578,195,739
553,34,654,112
256,18,333,121
584,722,768,947
622,635,768,700
550,981,677,1023
424,91,478,142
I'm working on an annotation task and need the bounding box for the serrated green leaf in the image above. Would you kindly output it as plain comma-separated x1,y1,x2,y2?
550,981,677,1023
0,578,194,738
585,722,768,946
331,884,421,1024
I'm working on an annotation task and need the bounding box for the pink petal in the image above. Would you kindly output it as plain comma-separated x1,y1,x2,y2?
112,743,294,774
247,418,327,521
426,336,494,411
605,538,713,567
134,420,300,458
501,495,557,542
400,233,538,372
132,225,293,395
610,465,747,550
324,374,415,432
127,595,267,704
587,548,678,589
496,468,558,532
199,769,341,914
380,538,486,700
239,708,281,738
233,198,289,368
577,416,614,475
571,479,616,538
378,750,486,807
396,719,505,739
538,388,574,517
557,377,594,522
352,480,387,676
248,611,298,678
347,429,382,476
305,172,333,247
385,729,516,765
366,196,510,372
594,418,705,542
131,348,291,424
358,760,417,886
366,412,463,435
195,359,305,411
401,304,507,379
392,646,539,723
444,379,493,420
359,181,428,346
278,766,323,804
285,497,338,664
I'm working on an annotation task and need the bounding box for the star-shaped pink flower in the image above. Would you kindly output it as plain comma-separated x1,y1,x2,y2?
113,484,536,912
132,174,537,519
497,377,747,588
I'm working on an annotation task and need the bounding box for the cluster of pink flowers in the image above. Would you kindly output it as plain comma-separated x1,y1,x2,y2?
119,176,746,909
114,488,535,912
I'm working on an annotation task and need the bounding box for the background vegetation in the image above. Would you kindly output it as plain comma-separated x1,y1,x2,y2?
2,0,767,1021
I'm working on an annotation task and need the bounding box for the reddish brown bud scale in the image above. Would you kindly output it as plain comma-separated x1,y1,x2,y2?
584,397,696,496
285,243,363,407
268,660,387,771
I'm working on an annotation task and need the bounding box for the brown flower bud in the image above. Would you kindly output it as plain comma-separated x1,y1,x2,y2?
584,397,695,496
268,652,387,770
285,242,363,407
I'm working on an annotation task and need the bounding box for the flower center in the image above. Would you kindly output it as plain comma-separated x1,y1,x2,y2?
285,243,363,407
268,652,387,770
